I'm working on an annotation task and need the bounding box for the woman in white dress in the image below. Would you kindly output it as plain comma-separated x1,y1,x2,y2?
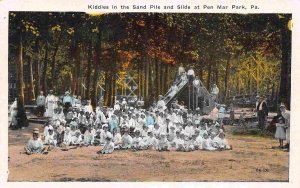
45,90,57,118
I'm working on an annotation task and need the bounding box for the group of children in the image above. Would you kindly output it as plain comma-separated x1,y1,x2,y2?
25,102,232,155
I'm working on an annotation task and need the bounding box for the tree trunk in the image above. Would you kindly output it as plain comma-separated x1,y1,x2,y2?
207,56,212,91
27,56,35,103
16,36,28,129
91,31,101,108
224,53,231,103
279,16,291,109
41,41,48,93
160,62,164,94
86,42,92,100
50,32,63,89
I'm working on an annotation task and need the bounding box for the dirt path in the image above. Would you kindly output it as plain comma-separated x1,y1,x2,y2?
7,124,289,182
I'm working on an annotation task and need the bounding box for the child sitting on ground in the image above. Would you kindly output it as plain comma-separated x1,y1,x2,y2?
132,130,144,151
120,128,133,149
112,128,122,149
175,132,185,151
98,132,114,154
24,128,48,155
157,132,170,151
202,131,217,151
44,126,57,147
143,130,158,150
71,130,83,146
213,129,231,150
183,133,194,152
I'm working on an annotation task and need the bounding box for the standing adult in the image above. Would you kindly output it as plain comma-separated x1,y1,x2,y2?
63,91,73,115
187,66,195,84
211,84,219,103
280,103,290,151
193,76,201,110
45,90,57,118
256,95,268,130
36,91,46,117
157,95,166,112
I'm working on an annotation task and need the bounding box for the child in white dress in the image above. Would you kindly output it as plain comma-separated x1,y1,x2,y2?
275,116,286,148
99,132,114,154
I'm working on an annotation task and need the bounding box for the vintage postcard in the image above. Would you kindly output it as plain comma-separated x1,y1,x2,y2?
0,0,299,187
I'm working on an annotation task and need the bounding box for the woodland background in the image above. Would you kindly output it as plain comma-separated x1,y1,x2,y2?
8,12,291,109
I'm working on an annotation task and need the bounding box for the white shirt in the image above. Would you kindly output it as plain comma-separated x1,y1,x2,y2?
187,69,195,77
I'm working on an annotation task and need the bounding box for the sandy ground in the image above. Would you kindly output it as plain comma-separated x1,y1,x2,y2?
7,123,289,182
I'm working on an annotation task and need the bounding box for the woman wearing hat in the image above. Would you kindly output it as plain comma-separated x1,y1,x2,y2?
24,128,47,155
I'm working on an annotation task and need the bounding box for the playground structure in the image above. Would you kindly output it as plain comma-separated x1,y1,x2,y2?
114,72,216,114
161,76,215,114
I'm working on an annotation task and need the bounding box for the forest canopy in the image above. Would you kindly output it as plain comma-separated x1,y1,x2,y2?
8,12,291,109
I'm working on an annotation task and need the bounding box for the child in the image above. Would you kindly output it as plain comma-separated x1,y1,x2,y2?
202,131,217,151
175,132,185,151
83,125,95,146
184,121,194,139
153,123,161,139
24,128,47,155
99,132,114,154
112,128,122,148
71,130,83,146
238,112,246,126
120,129,133,149
100,124,109,146
194,129,203,150
183,133,194,152
167,126,176,144
275,116,286,148
132,130,144,151
143,131,158,150
213,129,231,150
158,132,170,151
140,124,149,138
44,126,57,147
62,127,72,150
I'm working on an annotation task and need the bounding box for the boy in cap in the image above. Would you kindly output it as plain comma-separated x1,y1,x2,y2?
24,128,48,155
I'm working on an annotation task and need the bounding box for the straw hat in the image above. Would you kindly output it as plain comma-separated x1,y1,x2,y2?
33,128,39,134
